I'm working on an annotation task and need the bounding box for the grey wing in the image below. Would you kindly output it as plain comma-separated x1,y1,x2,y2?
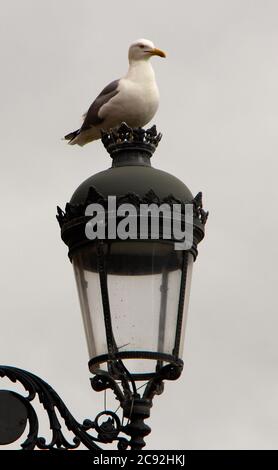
81,79,120,131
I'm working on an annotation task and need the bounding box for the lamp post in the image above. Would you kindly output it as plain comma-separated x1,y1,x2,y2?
0,124,207,450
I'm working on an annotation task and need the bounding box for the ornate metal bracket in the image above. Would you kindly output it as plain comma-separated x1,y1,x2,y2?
0,362,182,450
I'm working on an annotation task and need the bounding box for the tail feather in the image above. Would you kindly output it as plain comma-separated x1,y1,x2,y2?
64,126,101,146
64,129,79,142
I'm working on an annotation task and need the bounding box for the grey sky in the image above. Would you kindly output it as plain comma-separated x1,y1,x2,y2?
0,0,278,449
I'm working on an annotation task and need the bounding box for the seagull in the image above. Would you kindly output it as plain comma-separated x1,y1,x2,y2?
64,39,166,146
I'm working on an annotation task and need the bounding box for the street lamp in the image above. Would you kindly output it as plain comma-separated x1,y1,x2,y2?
0,124,207,450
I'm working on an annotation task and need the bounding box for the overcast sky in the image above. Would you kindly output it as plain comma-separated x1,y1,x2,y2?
0,0,278,450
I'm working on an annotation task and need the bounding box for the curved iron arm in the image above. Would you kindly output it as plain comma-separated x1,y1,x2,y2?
0,366,125,450
0,362,182,450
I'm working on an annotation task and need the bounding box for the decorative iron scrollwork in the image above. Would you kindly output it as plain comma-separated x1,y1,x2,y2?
0,366,113,450
0,363,182,450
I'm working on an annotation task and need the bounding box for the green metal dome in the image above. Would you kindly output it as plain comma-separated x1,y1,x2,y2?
70,124,193,206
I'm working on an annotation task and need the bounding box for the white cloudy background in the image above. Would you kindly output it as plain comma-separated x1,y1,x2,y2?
0,0,277,449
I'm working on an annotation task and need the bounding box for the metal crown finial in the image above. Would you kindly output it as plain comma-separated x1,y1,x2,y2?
101,123,162,156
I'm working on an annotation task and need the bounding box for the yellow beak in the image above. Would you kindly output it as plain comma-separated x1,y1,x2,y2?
150,47,166,58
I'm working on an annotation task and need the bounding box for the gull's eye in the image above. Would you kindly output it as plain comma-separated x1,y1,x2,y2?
139,45,145,49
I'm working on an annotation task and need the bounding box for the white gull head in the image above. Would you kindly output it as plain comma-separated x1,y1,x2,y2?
128,38,166,63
